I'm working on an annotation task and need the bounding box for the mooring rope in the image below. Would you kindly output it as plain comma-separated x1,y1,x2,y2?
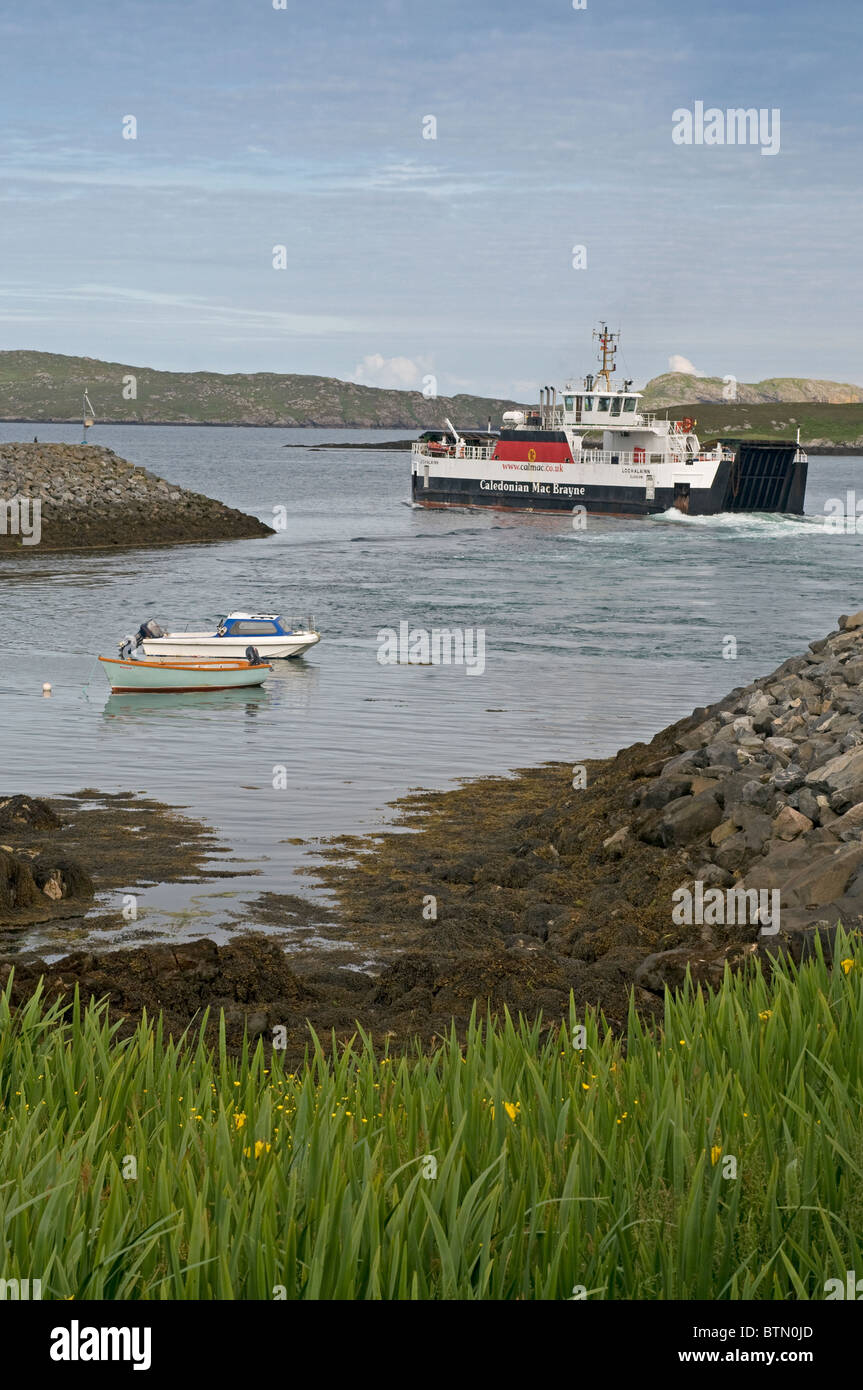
81,656,101,698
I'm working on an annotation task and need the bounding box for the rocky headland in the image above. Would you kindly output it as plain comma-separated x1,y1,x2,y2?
4,614,863,1057
0,442,273,552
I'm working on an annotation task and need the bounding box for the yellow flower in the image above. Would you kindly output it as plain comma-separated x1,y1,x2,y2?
758,1009,772,1020
710,1145,722,1166
581,1083,590,1091
679,1039,686,1046
841,958,856,975
504,1102,519,1122
234,1112,247,1130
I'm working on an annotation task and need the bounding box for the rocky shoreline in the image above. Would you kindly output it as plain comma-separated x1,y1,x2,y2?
3,614,863,1056
306,609,863,1028
0,791,226,938
0,442,273,552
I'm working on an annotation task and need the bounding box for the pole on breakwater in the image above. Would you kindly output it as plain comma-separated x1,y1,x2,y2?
81,390,95,445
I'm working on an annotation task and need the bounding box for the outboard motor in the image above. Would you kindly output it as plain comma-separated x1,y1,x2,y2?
136,619,166,642
245,646,261,666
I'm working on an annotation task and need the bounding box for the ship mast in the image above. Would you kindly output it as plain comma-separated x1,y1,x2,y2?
593,323,619,391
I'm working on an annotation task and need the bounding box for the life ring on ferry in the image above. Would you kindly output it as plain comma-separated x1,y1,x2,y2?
680,417,696,433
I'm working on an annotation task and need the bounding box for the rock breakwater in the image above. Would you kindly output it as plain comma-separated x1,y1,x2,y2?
0,442,273,552
308,610,863,1026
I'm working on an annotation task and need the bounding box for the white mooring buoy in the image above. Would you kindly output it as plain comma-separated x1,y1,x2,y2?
42,682,52,696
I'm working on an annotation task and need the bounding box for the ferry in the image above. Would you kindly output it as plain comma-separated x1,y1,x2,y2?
411,326,808,517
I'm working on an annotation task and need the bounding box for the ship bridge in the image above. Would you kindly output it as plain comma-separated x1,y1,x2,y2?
558,386,642,427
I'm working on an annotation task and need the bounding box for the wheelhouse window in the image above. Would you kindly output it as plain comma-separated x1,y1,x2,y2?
231,620,279,635
564,395,574,411
610,396,623,416
597,396,610,412
623,397,637,413
583,396,594,411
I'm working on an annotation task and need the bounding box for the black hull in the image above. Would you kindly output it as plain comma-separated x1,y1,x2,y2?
411,444,808,517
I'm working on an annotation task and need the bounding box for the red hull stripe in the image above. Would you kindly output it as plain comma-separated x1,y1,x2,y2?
493,442,573,464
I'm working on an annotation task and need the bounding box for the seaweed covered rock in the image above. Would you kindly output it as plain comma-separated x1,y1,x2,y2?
0,795,61,832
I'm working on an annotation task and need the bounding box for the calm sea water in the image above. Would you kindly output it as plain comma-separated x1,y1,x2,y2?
1,422,860,951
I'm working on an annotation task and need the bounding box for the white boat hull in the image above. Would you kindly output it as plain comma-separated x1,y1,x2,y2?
140,633,320,659
99,656,272,693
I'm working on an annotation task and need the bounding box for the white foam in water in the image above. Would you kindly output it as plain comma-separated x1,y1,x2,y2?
650,508,827,537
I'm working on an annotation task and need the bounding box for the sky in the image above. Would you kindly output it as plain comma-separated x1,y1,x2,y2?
1,0,862,399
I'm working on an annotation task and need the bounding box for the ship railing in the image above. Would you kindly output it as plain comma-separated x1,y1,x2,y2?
639,414,705,435
578,448,707,467
411,439,727,469
411,441,495,462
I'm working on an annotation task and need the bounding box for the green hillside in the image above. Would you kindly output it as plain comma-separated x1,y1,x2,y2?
662,401,863,450
2,350,862,446
0,351,521,430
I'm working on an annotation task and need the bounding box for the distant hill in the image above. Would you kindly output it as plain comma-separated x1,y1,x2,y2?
641,373,863,410
661,401,863,451
2,350,862,447
0,351,523,429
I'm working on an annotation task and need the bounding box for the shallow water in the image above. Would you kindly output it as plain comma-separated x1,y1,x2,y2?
1,422,860,949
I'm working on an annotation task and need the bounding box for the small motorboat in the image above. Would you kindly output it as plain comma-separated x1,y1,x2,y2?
99,643,272,693
134,612,320,660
